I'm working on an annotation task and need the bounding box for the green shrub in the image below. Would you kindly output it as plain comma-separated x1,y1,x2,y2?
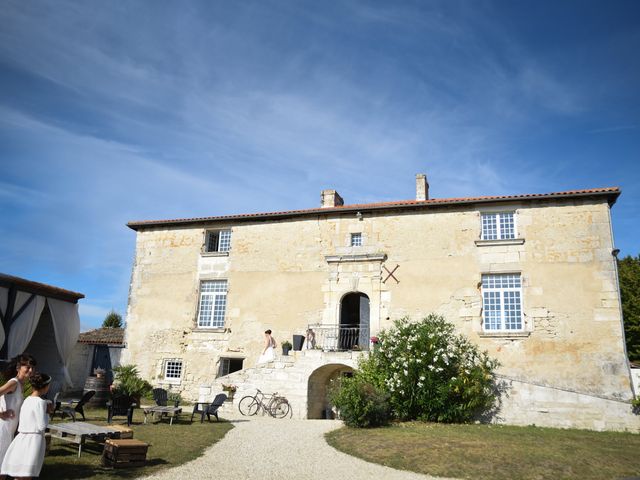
168,391,183,405
112,364,152,400
0,375,32,399
328,374,391,428
376,315,499,423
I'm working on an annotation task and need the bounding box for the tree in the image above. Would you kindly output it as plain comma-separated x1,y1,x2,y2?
619,255,640,362
102,310,123,328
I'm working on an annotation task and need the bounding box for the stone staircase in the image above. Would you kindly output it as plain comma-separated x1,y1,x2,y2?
201,349,363,419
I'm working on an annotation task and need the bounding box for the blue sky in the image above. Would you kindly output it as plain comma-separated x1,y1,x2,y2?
1,1,638,330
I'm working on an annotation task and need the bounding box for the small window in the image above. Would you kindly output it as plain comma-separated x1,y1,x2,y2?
197,280,228,328
164,359,183,382
205,229,231,252
481,212,515,240
219,357,243,377
482,273,523,331
350,233,362,247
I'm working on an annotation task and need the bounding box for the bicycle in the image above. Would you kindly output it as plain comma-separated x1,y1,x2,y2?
238,389,291,418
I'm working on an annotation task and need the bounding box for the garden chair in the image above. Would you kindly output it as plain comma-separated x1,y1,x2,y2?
106,395,135,426
191,393,227,423
45,381,63,418
60,390,95,421
50,391,62,419
153,387,168,406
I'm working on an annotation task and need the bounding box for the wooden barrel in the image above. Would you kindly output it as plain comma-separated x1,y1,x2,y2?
84,375,109,407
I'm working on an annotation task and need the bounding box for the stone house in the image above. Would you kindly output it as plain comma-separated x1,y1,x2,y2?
122,175,638,431
68,327,124,390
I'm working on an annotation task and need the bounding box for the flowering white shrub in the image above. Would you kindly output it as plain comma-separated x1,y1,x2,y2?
330,315,499,426
376,315,499,422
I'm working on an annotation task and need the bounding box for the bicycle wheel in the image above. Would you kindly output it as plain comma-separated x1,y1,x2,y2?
238,395,259,416
270,398,290,419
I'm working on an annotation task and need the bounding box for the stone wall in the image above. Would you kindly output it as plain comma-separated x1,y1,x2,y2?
67,344,124,392
495,376,639,431
631,367,640,395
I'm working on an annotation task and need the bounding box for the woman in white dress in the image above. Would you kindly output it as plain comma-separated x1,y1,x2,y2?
1,372,51,480
0,353,36,476
257,329,276,364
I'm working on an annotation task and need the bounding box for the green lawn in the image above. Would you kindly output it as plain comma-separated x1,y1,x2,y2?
326,422,640,480
42,405,233,479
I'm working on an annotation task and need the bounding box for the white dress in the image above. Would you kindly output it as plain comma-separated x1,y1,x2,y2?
1,396,48,478
257,336,276,364
0,378,23,465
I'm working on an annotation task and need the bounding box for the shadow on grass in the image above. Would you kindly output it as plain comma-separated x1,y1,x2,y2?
41,459,169,480
44,406,233,479
43,445,169,479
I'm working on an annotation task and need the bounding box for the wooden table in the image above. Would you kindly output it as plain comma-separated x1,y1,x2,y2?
47,422,122,457
142,405,182,425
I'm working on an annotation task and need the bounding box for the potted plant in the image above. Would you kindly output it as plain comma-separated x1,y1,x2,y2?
222,384,237,402
168,391,182,407
281,340,292,356
292,334,305,351
111,364,152,406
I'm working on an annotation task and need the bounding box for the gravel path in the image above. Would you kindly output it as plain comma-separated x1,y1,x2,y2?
141,412,453,480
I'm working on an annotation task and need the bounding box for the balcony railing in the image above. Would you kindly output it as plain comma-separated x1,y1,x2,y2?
307,323,370,352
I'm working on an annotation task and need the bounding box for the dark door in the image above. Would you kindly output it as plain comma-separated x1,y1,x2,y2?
359,295,370,348
339,292,370,350
92,345,113,383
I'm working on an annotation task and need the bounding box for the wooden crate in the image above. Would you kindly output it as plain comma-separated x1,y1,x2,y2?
102,439,149,468
108,424,134,439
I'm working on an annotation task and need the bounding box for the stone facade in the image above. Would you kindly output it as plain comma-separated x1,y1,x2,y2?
123,180,638,430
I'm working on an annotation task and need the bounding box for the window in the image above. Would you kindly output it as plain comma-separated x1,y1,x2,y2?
219,357,243,377
482,273,522,331
197,280,228,328
205,229,231,252
481,212,515,240
164,359,183,382
350,233,362,247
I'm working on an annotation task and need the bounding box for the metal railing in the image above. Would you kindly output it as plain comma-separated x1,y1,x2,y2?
306,324,370,351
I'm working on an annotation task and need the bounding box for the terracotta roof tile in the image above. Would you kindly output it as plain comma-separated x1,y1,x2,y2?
78,327,125,345
127,187,620,230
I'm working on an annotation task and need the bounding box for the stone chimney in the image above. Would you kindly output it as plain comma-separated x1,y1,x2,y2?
321,189,344,208
415,173,429,201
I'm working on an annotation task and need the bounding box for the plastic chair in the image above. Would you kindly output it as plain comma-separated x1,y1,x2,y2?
191,393,227,423
153,388,168,406
106,395,135,426
61,390,95,421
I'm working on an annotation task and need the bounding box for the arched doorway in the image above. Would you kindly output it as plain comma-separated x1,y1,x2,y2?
339,292,369,350
307,363,354,419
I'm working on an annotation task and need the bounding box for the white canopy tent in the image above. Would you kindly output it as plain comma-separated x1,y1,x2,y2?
0,273,83,387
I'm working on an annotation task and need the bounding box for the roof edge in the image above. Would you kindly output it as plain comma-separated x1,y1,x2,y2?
0,273,85,303
127,187,621,231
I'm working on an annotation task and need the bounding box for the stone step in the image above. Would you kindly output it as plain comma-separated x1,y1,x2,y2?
198,349,362,418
